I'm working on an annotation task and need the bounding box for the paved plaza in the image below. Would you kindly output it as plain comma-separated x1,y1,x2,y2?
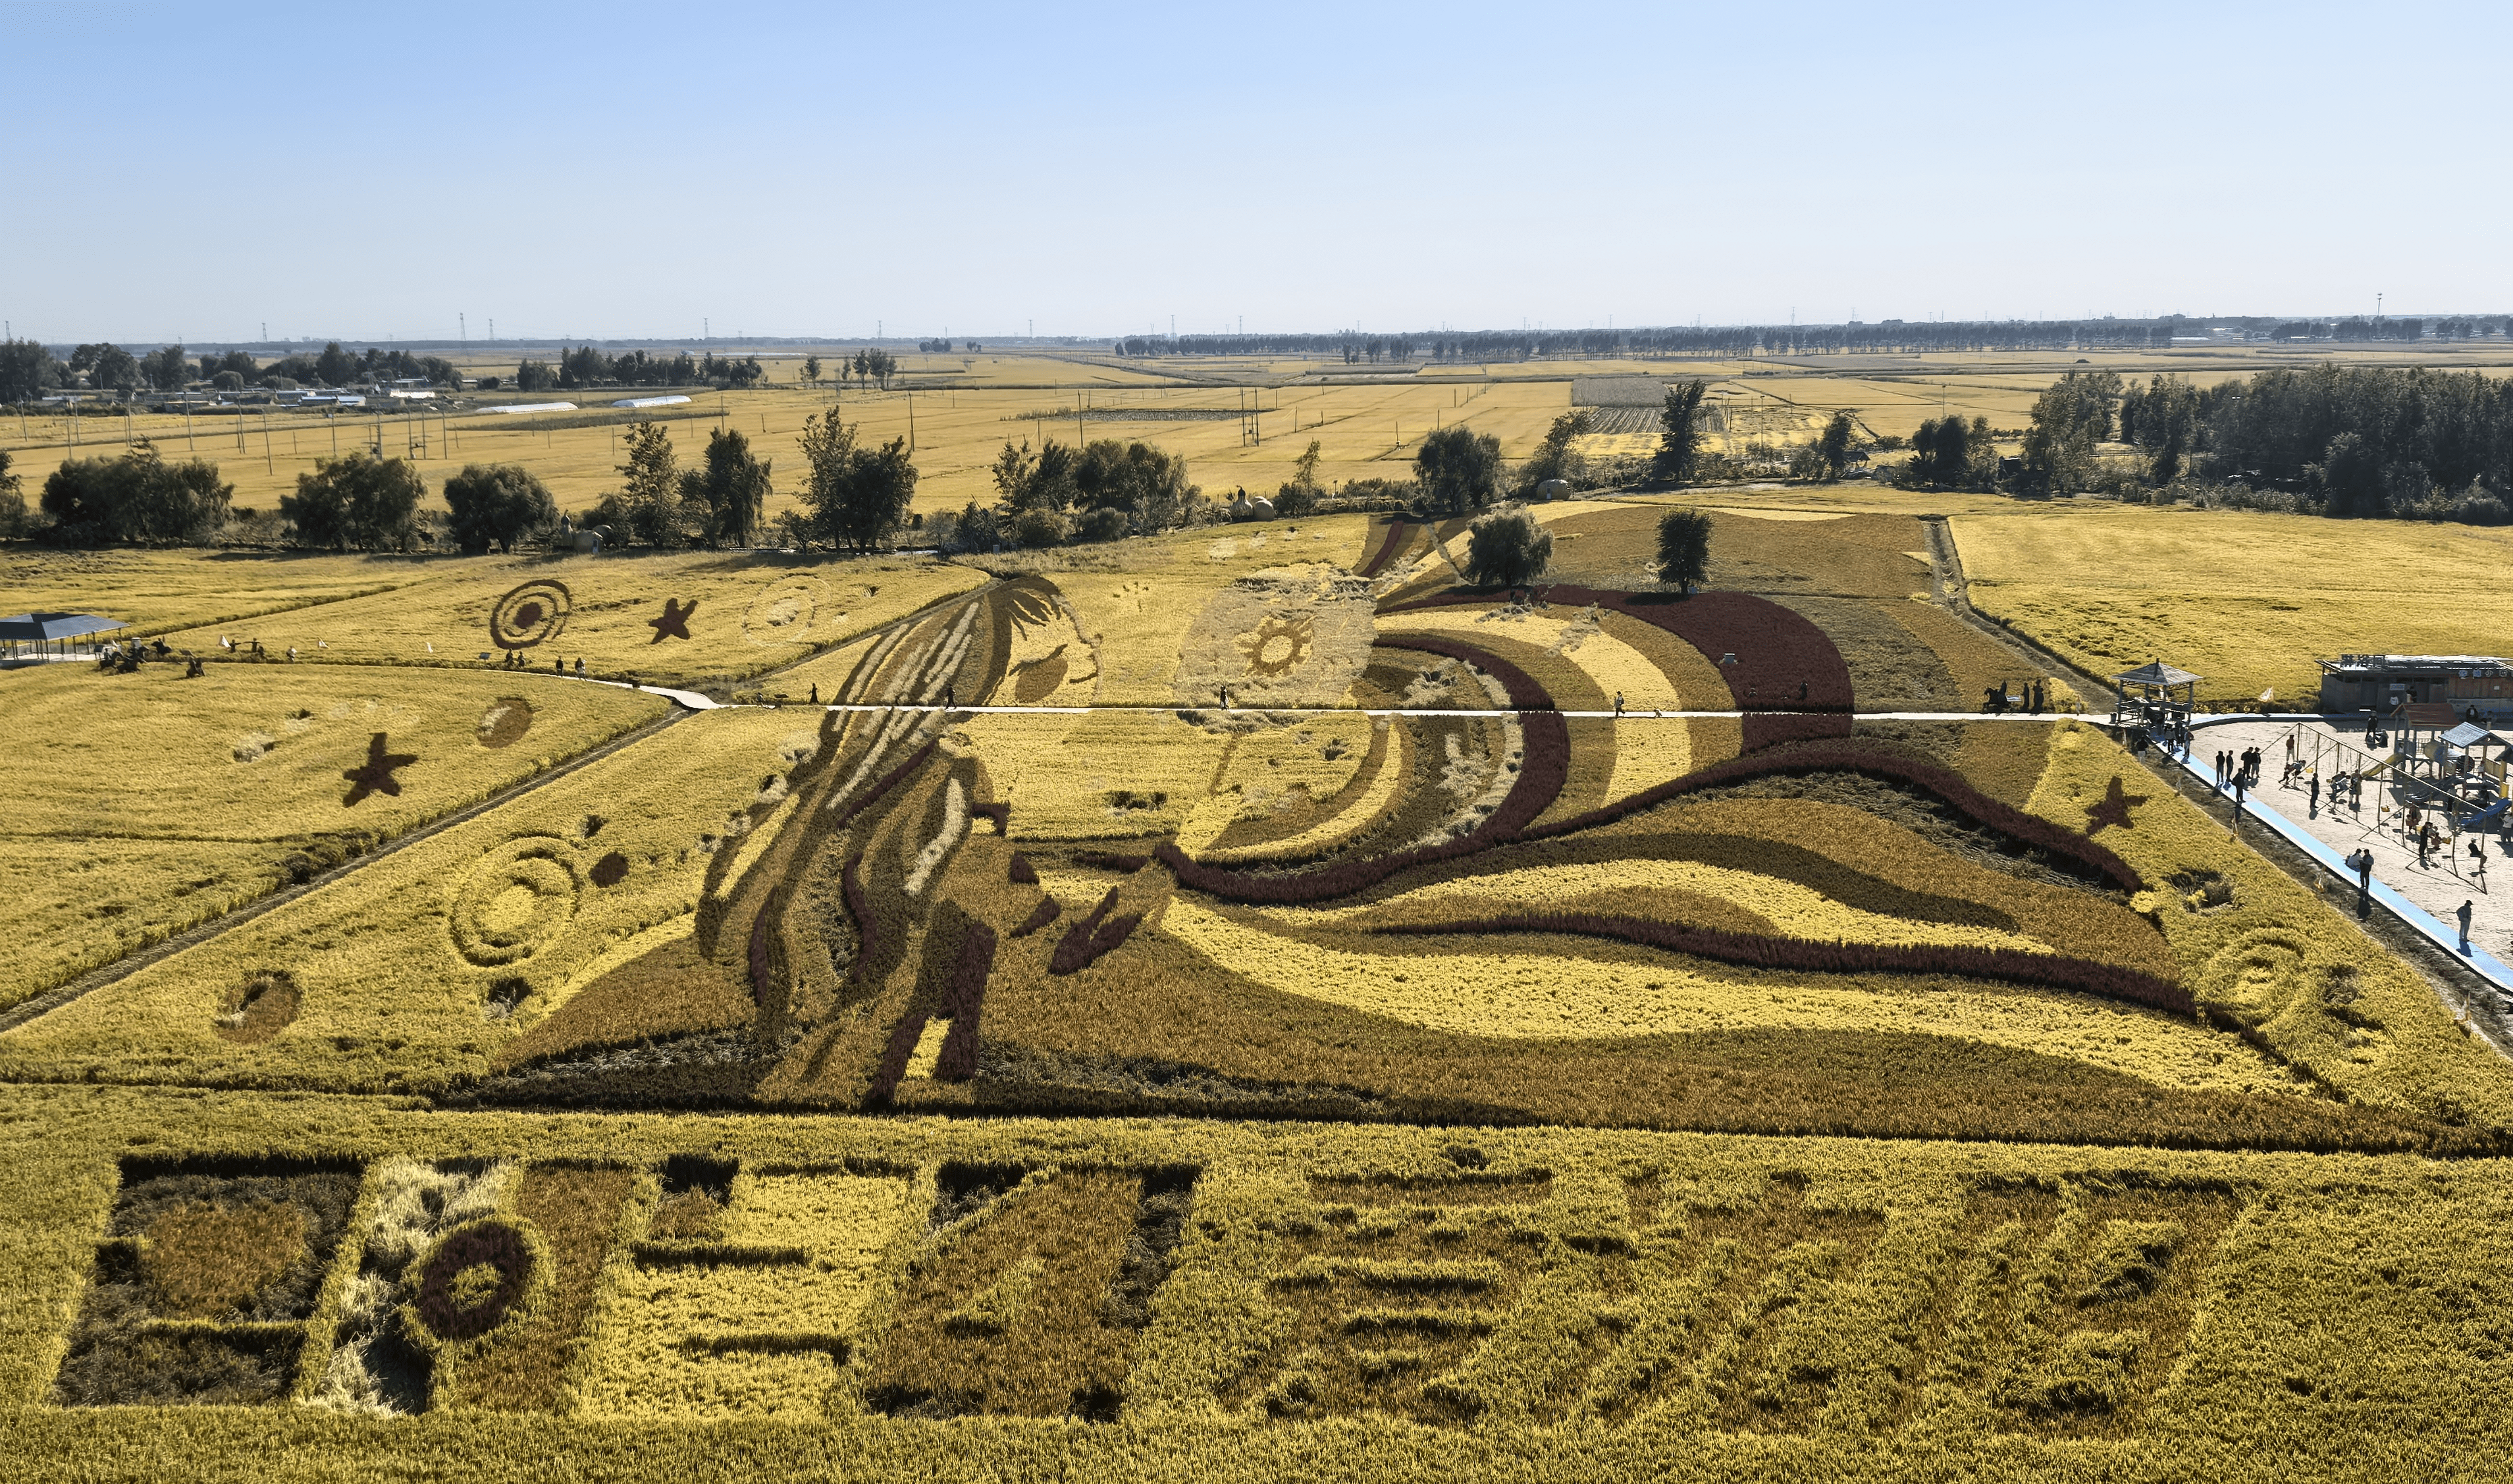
2186,716,2510,978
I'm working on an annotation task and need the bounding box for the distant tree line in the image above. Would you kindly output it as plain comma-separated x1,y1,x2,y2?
915,338,980,353
0,338,464,400
1109,316,2506,363
1887,361,2513,523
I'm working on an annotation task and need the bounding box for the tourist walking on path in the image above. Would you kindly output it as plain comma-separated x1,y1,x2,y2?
2352,849,2374,916
1614,691,1624,718
2459,899,2475,953
2308,772,2321,813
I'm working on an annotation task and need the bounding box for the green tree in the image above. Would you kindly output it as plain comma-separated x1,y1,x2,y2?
1074,438,1197,530
1414,425,1502,516
2315,431,2387,518
803,355,822,384
40,441,232,544
1653,380,1710,483
281,452,423,551
1523,410,1594,490
88,344,140,396
1464,508,1553,589
2015,370,2120,496
443,464,558,554
140,344,192,392
1655,507,1713,595
315,342,357,386
797,411,918,552
682,427,772,547
0,448,30,537
990,438,1039,509
614,421,683,545
1276,438,1325,517
0,339,61,403
514,359,559,393
1011,508,1069,549
1816,410,1857,479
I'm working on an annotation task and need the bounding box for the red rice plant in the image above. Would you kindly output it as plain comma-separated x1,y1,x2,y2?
1521,741,2144,892
412,1219,535,1342
1050,888,1144,975
746,887,783,1005
841,851,880,986
936,923,998,1081
1009,853,1039,885
866,1012,928,1105
837,741,939,829
1371,914,2193,1015
1381,583,1855,722
1012,897,1062,939
1356,519,1417,579
1074,850,1153,873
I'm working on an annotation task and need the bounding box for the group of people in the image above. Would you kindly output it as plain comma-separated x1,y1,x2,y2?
2213,746,2265,790
496,649,587,677
1981,679,2056,716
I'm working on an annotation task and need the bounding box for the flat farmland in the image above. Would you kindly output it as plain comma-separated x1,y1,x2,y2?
9,355,2513,1481
1953,503,2513,703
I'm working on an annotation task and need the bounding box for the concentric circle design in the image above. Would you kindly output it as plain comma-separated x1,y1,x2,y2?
412,1219,537,1343
742,576,831,646
2195,928,2309,1026
489,579,573,649
449,836,582,967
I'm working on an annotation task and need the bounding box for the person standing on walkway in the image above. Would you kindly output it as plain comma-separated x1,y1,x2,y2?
2309,772,2321,813
2354,849,2374,916
2418,822,2435,868
2233,770,2246,820
1614,691,1625,718
2459,899,2475,953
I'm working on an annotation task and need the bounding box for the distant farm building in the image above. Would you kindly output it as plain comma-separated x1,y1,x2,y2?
2317,654,2513,718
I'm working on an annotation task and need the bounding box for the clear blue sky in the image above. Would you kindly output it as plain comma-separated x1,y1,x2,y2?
9,0,2506,344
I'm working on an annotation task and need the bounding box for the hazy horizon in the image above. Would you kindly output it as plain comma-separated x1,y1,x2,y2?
11,0,2508,345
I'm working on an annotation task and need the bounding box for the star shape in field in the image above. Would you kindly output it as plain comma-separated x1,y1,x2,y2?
2084,774,2148,835
648,598,697,643
342,733,419,806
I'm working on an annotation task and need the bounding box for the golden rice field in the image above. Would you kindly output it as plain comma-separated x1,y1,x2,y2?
3,488,2509,1479
1953,504,2513,705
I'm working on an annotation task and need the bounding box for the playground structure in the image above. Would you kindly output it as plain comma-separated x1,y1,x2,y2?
2268,714,2508,845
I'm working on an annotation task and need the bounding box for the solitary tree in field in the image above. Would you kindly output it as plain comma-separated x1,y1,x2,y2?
1653,380,1709,483
1656,507,1712,595
1464,508,1553,590
444,464,558,554
1817,411,1857,479
803,355,822,384
1415,425,1502,516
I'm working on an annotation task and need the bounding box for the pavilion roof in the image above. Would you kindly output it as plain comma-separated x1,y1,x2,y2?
2113,660,2202,688
0,612,127,641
